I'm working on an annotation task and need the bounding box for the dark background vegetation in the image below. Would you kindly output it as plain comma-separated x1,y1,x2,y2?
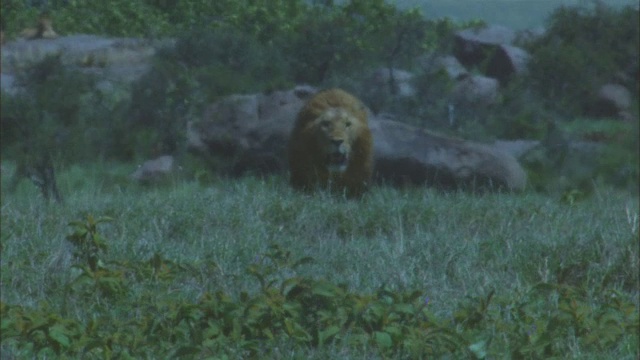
1,0,638,193
0,1,638,358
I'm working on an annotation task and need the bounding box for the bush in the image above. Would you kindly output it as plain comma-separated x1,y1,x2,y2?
1,55,93,163
1,0,172,37
0,55,133,163
283,1,439,84
127,26,291,157
526,1,639,115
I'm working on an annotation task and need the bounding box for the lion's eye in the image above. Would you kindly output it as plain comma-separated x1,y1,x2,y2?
321,120,330,128
345,121,352,128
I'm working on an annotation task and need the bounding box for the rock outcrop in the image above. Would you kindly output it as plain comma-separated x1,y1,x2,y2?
131,155,179,183
1,34,172,93
454,24,530,84
187,87,528,191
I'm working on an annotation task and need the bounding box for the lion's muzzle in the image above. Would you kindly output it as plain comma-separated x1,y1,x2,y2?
326,139,349,173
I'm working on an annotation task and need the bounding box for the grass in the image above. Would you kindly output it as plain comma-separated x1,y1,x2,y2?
1,161,638,358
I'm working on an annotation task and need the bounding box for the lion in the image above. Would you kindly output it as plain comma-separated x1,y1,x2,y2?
288,88,373,197
20,12,58,40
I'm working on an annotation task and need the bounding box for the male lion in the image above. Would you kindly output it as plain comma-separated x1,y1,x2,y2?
288,88,373,197
20,12,58,40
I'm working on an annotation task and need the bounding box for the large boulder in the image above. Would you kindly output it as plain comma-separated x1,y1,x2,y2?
361,67,417,114
454,24,516,67
188,86,527,191
131,155,179,183
451,74,500,107
1,34,172,93
454,25,530,84
370,119,526,191
425,55,469,80
186,85,316,175
589,83,634,121
486,44,530,84
366,67,416,97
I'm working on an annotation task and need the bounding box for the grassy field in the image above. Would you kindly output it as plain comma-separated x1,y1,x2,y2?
1,162,638,358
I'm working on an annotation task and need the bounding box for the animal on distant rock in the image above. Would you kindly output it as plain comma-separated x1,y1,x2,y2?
288,88,373,197
20,12,59,40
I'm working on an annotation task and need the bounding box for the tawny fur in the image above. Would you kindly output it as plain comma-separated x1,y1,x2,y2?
20,13,58,40
288,89,373,197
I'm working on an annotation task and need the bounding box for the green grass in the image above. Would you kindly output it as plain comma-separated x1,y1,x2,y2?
1,161,638,358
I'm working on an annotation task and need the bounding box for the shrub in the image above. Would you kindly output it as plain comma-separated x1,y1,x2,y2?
283,1,439,84
526,1,639,116
1,55,94,163
1,0,172,37
127,26,291,157
0,55,134,164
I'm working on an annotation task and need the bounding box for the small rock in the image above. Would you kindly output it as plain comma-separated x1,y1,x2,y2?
131,155,177,183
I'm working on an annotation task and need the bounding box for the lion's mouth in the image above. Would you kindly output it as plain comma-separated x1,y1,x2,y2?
327,152,348,173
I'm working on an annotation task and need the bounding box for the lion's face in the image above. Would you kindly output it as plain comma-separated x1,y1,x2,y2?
311,108,360,173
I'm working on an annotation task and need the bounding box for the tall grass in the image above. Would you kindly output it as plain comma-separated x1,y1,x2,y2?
1,161,638,358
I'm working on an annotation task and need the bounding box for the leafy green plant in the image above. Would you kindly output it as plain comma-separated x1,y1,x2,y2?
63,215,130,302
0,302,84,357
450,283,639,358
66,215,113,272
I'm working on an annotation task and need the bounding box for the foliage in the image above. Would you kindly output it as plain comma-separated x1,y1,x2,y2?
1,186,638,358
127,26,291,157
0,0,40,35
66,215,114,272
453,284,639,358
0,218,469,357
521,118,639,194
0,0,171,37
561,118,639,191
0,55,133,162
1,55,92,163
281,0,435,83
525,1,639,115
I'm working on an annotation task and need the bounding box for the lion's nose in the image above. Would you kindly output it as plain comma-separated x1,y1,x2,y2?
331,139,343,147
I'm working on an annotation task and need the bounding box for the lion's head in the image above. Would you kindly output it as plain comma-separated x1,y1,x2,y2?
310,108,362,173
289,88,373,197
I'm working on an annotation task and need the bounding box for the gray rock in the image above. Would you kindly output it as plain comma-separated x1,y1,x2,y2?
1,34,173,90
451,75,500,107
420,54,468,80
454,24,516,67
130,155,178,183
0,73,17,94
188,86,527,191
366,67,416,97
492,139,541,159
486,45,530,84
187,85,316,175
370,119,526,191
454,25,530,84
590,83,633,120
